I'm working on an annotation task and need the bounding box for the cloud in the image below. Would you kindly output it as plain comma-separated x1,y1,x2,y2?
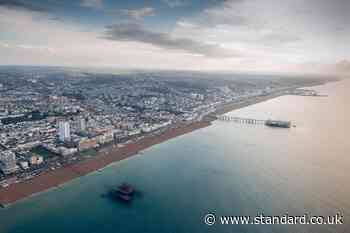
162,0,189,8
80,0,103,9
0,7,238,70
259,32,301,45
173,0,249,28
104,23,240,58
0,0,348,74
0,0,47,12
199,1,249,27
120,7,155,21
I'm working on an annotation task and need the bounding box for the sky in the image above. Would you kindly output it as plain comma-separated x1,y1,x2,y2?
0,0,349,75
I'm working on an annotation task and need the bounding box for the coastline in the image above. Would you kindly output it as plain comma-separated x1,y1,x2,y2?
0,121,211,206
0,90,299,207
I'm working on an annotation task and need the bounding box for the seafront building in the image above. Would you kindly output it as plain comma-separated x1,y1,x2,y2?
58,121,71,142
78,118,86,132
0,150,19,175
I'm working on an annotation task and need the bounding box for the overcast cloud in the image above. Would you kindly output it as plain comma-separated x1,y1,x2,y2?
0,0,47,12
120,7,155,21
104,23,240,58
0,0,349,75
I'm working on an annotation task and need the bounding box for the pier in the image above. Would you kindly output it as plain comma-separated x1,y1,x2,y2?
286,89,328,97
216,115,266,125
216,115,291,128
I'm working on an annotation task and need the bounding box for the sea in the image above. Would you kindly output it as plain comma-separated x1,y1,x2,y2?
0,79,349,233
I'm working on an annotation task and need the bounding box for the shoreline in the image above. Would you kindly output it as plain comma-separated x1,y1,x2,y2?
0,120,211,207
0,89,307,207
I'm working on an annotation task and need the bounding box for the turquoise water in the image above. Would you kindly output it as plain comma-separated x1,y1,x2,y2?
0,80,349,233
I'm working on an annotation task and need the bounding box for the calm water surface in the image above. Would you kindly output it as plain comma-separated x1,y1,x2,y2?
0,79,349,233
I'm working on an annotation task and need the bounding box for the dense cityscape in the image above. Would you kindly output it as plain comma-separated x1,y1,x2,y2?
0,66,325,189
0,0,349,232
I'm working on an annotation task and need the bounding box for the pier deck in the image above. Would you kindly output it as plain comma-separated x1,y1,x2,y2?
216,115,291,128
217,115,266,124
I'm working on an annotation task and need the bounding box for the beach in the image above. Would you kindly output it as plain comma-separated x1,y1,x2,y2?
0,91,293,206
